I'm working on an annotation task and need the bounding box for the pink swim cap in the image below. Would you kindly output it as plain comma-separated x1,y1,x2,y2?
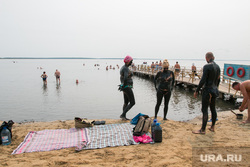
124,55,133,63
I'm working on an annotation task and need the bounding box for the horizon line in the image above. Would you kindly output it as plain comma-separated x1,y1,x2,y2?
0,57,249,61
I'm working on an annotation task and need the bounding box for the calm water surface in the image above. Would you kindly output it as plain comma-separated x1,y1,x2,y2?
0,59,242,123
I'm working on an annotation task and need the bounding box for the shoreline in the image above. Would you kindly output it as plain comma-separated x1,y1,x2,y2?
1,109,250,166
2,109,237,125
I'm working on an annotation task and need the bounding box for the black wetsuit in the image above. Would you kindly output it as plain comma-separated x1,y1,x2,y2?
154,68,175,120
120,64,135,119
196,59,221,131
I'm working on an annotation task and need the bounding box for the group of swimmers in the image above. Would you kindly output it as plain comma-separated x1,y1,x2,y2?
150,61,163,71
106,64,120,70
41,69,61,85
150,61,181,79
120,55,175,121
120,58,194,122
119,53,250,135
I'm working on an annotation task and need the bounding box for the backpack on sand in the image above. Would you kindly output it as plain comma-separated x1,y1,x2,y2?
0,120,14,144
133,115,152,136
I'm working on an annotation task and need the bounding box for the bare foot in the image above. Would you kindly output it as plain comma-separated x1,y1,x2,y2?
208,127,215,132
192,129,205,135
120,115,130,121
242,120,250,124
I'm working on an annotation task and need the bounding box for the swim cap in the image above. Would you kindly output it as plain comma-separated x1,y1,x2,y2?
124,55,133,63
162,59,169,68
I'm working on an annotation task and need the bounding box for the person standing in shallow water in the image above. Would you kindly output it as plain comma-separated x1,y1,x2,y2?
119,55,135,120
41,71,48,85
54,69,61,84
193,52,221,134
154,59,175,120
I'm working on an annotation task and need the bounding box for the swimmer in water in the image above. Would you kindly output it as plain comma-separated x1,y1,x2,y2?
41,71,48,85
54,69,61,84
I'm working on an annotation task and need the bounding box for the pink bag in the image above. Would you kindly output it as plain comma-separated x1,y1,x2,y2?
133,134,153,143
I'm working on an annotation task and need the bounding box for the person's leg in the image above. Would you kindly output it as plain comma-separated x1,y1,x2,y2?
155,90,163,119
121,87,135,119
123,91,129,110
121,90,129,118
163,92,171,120
243,99,250,123
201,92,210,131
209,94,217,131
43,78,47,85
193,91,209,134
56,76,60,84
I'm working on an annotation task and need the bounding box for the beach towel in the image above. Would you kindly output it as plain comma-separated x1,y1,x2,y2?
82,123,138,150
12,128,89,154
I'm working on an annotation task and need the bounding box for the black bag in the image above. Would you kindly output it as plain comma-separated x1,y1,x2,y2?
0,120,14,144
133,115,151,136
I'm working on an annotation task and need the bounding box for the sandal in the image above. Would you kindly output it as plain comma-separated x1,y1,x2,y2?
93,121,106,125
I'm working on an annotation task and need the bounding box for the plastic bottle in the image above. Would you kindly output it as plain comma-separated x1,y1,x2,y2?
151,119,157,140
1,127,11,145
154,123,162,143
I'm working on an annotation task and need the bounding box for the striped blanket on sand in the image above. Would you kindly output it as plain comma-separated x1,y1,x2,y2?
82,123,138,150
12,128,89,154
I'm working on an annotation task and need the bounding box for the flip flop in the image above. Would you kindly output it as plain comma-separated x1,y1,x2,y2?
192,129,205,135
208,118,218,122
93,121,106,125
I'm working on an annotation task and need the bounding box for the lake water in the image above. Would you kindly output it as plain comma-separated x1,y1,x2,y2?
0,58,247,123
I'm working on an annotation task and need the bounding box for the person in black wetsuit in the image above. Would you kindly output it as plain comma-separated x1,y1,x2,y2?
119,55,135,120
154,59,175,120
193,52,221,134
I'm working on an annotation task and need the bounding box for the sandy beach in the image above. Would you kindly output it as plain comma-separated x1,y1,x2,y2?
1,110,249,167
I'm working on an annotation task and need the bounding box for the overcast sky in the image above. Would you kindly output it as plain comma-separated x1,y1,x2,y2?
0,0,249,60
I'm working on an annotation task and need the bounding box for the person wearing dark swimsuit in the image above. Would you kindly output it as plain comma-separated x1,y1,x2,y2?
119,55,135,120
193,52,221,134
54,69,61,84
41,71,48,85
154,59,175,120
